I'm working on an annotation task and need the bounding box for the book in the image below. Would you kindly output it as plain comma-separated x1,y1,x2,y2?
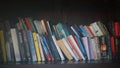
24,17,33,31
22,30,31,62
67,35,85,60
15,23,27,62
81,37,90,60
41,19,49,35
0,30,7,62
32,32,41,62
26,30,37,62
42,35,54,61
114,22,120,36
10,28,21,62
63,38,79,61
40,35,51,61
57,39,73,61
37,34,45,61
99,36,107,60
46,35,61,61
52,35,65,61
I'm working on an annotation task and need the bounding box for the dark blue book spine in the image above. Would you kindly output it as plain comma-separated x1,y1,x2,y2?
26,30,37,62
47,35,61,61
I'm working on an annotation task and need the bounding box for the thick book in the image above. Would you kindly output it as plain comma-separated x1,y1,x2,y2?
10,28,21,62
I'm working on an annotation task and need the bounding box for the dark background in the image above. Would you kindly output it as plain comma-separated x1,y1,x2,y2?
0,0,120,24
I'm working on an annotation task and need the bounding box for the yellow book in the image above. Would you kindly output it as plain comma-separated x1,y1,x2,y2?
0,30,7,62
57,39,73,60
32,32,41,61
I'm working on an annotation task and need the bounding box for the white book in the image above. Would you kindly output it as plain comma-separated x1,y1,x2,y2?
69,35,85,60
62,38,79,61
91,38,98,60
37,34,45,61
10,28,21,62
52,35,65,61
81,37,90,60
90,22,104,36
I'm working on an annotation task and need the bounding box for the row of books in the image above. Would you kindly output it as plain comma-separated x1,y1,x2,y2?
0,17,120,63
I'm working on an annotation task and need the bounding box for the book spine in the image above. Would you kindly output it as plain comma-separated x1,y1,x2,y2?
63,38,79,61
41,36,51,61
32,32,41,62
10,29,21,62
67,35,85,60
52,35,65,61
26,30,37,62
17,30,27,62
22,30,31,62
57,39,73,60
0,31,7,62
37,34,45,61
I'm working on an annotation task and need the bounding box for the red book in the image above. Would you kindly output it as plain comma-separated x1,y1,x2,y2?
24,18,33,30
114,22,120,36
67,36,83,60
110,36,115,58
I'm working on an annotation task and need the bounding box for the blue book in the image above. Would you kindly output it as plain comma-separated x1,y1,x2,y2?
26,30,37,62
46,35,61,61
40,35,51,61
42,35,54,61
79,25,90,37
70,25,87,59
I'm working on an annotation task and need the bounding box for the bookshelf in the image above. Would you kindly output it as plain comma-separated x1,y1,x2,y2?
0,0,120,68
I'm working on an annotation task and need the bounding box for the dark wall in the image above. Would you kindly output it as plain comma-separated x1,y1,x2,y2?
0,0,119,24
